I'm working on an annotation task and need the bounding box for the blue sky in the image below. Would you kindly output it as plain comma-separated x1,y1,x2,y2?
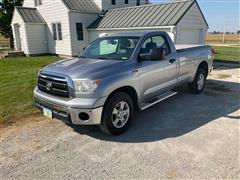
150,0,240,32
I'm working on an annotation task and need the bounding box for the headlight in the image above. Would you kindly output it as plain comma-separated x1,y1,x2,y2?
73,79,100,93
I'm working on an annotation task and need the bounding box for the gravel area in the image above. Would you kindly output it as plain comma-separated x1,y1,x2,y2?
1,62,239,179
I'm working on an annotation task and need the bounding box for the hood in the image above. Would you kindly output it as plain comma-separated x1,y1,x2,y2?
41,57,123,79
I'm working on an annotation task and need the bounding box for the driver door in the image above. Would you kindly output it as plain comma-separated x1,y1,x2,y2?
137,35,178,101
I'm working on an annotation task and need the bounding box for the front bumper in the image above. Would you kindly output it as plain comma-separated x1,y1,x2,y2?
34,87,105,125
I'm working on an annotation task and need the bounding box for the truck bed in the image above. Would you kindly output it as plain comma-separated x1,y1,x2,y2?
175,44,210,52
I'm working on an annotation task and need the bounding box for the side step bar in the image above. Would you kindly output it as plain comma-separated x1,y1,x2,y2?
140,91,178,111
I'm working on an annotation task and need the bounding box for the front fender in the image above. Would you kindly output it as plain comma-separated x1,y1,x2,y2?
96,69,140,103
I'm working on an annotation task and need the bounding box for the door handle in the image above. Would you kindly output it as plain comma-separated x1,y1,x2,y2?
131,69,139,74
169,59,176,63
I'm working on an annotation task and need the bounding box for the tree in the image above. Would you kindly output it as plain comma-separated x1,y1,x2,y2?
237,30,240,34
0,0,23,48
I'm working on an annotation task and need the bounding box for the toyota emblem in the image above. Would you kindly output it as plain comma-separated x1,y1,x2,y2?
46,82,52,91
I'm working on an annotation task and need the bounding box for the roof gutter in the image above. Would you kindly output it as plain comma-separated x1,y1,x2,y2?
69,10,101,14
88,26,175,31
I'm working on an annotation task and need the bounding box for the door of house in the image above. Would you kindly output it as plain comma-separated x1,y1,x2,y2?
13,24,21,50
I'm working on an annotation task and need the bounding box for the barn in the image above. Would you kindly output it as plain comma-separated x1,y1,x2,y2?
88,0,209,45
11,0,208,57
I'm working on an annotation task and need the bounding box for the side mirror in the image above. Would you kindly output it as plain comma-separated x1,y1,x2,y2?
83,47,86,51
150,48,166,60
138,55,144,62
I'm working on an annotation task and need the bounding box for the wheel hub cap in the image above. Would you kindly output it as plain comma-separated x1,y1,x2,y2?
197,73,205,90
112,101,130,128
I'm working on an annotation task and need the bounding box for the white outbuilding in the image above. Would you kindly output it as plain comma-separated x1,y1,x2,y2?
88,0,208,45
11,0,208,57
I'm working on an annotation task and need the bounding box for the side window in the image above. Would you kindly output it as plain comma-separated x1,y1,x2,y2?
111,0,116,5
140,35,170,60
76,23,84,41
137,0,140,6
57,23,62,40
34,0,42,6
52,24,57,40
52,23,62,41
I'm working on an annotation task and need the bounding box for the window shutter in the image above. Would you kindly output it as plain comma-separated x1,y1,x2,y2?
57,23,62,40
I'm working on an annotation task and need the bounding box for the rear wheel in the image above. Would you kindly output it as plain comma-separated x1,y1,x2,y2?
188,68,207,94
99,92,134,135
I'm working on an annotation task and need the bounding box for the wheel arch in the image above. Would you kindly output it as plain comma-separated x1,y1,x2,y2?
198,61,209,75
104,86,139,110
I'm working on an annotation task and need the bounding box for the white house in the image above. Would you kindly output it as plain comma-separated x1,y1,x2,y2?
11,0,208,57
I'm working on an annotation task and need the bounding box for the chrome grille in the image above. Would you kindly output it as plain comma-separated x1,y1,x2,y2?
38,74,69,98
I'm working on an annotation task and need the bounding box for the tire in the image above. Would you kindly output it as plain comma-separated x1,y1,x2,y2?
99,92,134,135
188,68,207,94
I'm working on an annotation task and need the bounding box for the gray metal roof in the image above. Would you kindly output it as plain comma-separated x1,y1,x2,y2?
106,31,154,37
88,0,196,29
63,0,100,13
16,7,45,23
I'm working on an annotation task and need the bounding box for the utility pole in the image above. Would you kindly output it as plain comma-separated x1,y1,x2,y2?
222,17,228,44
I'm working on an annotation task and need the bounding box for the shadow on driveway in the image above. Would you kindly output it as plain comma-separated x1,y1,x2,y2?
70,79,239,143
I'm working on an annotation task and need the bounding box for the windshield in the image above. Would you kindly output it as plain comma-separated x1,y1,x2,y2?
81,36,140,60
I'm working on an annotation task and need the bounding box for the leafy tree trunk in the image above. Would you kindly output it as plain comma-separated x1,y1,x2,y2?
9,33,14,49
0,0,23,49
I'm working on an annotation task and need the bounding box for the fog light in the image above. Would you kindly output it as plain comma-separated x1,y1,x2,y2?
79,112,90,121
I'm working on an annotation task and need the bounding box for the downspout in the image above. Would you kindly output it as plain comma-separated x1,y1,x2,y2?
44,23,49,54
171,26,177,44
24,24,31,56
68,11,73,56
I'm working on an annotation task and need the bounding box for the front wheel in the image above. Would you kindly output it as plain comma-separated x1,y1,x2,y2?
188,68,207,94
99,92,134,135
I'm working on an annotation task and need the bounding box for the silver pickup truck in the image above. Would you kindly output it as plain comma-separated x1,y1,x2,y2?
34,31,214,135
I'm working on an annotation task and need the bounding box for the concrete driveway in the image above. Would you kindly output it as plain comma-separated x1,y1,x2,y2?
1,62,239,179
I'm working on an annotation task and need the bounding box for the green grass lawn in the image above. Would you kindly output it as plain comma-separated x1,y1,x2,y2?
0,56,62,123
214,46,240,63
0,47,239,124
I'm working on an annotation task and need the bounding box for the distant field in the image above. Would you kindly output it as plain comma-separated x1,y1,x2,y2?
206,34,240,45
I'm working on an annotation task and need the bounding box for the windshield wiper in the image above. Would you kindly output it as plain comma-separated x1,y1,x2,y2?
96,57,110,60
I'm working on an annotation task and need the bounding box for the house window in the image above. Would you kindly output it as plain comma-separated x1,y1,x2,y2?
111,0,116,5
137,0,140,6
34,0,42,6
52,23,62,41
125,0,129,4
76,23,84,41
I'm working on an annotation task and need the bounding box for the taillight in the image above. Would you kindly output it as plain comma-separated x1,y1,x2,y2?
211,48,215,55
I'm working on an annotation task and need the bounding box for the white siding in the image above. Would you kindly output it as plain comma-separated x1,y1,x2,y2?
25,24,48,54
11,9,29,54
22,0,35,7
89,28,173,43
176,2,208,44
178,29,201,44
178,3,208,28
69,12,99,56
94,0,148,10
36,0,72,55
